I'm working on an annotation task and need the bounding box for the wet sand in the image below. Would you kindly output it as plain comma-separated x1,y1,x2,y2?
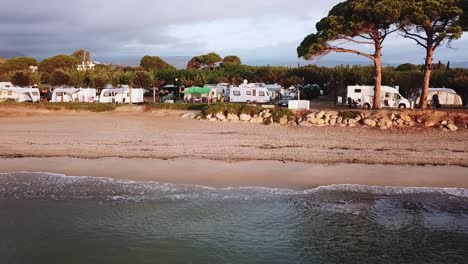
0,106,467,188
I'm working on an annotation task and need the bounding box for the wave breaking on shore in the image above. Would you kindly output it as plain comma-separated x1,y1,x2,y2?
1,172,467,201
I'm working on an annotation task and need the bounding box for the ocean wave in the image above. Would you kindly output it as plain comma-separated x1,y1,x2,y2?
0,172,467,201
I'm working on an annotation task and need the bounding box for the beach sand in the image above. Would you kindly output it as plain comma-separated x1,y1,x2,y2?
0,106,467,188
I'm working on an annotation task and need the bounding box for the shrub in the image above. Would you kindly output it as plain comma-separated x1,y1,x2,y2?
338,110,361,119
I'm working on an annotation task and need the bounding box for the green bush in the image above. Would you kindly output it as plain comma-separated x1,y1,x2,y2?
338,110,361,119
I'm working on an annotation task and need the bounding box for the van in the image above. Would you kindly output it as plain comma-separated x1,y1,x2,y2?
347,85,411,109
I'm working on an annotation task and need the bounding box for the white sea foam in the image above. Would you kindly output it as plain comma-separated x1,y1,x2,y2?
1,172,467,200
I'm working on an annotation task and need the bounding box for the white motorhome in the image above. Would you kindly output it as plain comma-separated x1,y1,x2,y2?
99,88,144,104
51,88,97,103
227,81,270,104
416,88,463,108
0,87,40,102
347,85,411,109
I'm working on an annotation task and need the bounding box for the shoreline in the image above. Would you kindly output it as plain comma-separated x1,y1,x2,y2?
1,157,467,190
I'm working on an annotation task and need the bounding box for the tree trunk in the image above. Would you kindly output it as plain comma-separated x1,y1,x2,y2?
420,47,434,109
373,43,382,109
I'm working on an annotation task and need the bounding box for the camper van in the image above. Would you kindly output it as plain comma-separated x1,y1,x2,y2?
99,88,144,104
347,85,411,109
416,88,463,108
51,88,97,103
227,81,270,104
0,87,40,102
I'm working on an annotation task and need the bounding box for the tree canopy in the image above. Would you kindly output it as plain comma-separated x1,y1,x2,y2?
39,55,80,73
187,53,222,69
11,71,31,87
0,57,38,73
140,56,175,71
222,56,242,66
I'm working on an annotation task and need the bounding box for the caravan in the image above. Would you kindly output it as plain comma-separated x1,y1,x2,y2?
416,88,463,108
0,87,40,102
347,85,411,109
99,87,144,104
51,88,97,103
227,81,270,104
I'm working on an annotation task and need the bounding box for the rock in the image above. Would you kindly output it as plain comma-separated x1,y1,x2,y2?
416,118,423,123
396,119,405,126
330,118,337,126
288,121,297,126
441,120,448,125
316,111,326,119
447,124,458,132
380,126,388,130
239,113,252,122
354,115,362,122
390,113,396,121
337,117,343,125
227,113,240,122
263,112,272,119
398,113,412,122
348,119,358,126
326,111,339,117
308,117,319,124
216,113,226,120
250,116,264,124
317,119,326,125
324,117,330,124
206,114,213,119
299,121,312,127
425,121,437,128
279,116,289,125
181,113,195,119
209,118,218,122
363,118,377,127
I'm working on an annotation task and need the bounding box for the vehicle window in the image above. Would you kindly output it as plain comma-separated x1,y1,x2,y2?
246,91,251,95
259,91,265,96
233,91,241,96
32,92,39,96
127,93,131,97
395,94,401,100
7,91,12,96
104,92,111,97
355,89,361,93
385,92,390,98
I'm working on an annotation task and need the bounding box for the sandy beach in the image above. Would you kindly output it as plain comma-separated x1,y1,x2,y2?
0,106,467,188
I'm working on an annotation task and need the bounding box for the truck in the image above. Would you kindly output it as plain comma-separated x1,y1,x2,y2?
346,85,411,109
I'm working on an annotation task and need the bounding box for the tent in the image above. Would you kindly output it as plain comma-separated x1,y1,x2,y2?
182,86,212,95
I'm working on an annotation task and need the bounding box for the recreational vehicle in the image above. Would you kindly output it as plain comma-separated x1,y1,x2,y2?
0,87,40,102
99,88,144,104
227,81,270,104
416,88,463,108
51,88,97,103
346,85,411,109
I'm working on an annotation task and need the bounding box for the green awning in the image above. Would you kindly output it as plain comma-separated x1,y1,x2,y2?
182,86,212,94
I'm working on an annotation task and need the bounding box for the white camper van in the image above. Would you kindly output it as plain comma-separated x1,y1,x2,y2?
0,87,40,102
51,88,97,103
347,85,411,109
99,88,144,104
227,81,270,104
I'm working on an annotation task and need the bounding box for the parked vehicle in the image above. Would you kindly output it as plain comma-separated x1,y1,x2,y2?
227,80,270,104
346,85,411,109
416,88,463,108
51,88,97,103
276,96,295,107
0,87,40,102
99,88,144,104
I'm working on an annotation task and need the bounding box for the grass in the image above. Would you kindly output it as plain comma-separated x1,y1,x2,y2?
0,102,118,112
145,103,208,111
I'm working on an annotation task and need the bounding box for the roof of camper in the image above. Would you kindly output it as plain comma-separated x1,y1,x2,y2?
0,87,39,94
429,88,457,94
53,88,80,93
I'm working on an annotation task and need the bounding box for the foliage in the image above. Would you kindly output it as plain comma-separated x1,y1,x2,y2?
140,56,175,71
271,108,294,123
51,69,71,86
187,52,223,69
222,56,242,66
39,55,79,73
133,71,153,88
338,110,361,119
396,63,421,71
0,57,37,73
11,71,30,87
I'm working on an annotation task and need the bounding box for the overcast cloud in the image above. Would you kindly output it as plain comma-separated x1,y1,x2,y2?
1,0,467,66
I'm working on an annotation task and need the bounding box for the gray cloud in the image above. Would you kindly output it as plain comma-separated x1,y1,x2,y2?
0,0,467,66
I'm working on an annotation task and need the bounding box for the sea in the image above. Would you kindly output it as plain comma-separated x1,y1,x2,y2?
1,172,467,264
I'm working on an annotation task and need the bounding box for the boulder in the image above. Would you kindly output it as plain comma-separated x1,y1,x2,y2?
317,119,326,125
239,113,252,122
447,124,458,132
425,121,437,128
337,117,343,124
263,112,272,119
209,118,218,122
181,113,195,119
326,111,339,117
396,119,405,126
363,118,377,127
330,118,337,126
441,120,448,125
308,117,319,124
316,111,326,119
227,113,240,122
279,116,289,125
398,113,412,122
216,113,226,121
348,119,358,126
206,114,213,119
250,116,264,124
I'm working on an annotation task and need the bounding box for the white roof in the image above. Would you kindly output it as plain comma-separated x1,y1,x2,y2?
102,88,128,93
429,88,457,94
0,87,39,94
53,88,80,94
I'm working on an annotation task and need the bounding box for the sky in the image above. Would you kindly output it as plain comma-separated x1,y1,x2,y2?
1,0,467,67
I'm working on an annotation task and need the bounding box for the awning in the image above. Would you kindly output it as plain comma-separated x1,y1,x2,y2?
182,86,212,94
